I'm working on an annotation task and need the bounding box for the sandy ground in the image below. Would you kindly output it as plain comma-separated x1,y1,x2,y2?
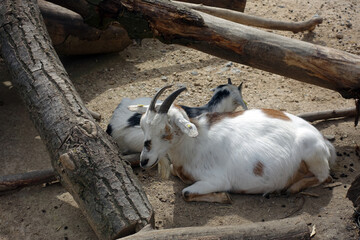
1,0,360,239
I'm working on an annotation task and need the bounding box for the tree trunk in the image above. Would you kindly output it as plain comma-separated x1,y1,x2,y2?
0,1,153,239
120,217,310,240
47,0,360,99
39,0,131,55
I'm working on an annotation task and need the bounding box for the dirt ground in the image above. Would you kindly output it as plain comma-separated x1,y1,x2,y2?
1,0,360,239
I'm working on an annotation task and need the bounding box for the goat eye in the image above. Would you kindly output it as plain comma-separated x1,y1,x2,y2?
144,140,151,151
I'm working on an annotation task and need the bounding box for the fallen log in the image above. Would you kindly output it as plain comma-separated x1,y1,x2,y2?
298,107,356,122
176,0,246,12
39,0,131,55
48,0,360,99
0,169,58,192
173,1,323,33
0,0,153,239
120,217,310,240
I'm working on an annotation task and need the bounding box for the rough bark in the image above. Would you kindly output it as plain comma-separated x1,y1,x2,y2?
47,0,360,99
174,1,323,33
120,217,310,240
0,1,153,239
176,0,246,12
39,0,131,55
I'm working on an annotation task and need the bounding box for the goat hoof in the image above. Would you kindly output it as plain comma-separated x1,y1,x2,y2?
183,191,190,200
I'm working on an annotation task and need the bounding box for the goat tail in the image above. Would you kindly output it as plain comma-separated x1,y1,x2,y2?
325,140,336,166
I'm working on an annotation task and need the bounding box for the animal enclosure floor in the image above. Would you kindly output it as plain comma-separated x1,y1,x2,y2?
1,0,360,239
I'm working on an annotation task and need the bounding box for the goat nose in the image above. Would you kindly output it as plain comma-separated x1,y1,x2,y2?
140,158,149,167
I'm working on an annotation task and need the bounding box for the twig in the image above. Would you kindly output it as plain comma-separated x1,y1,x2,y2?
0,169,58,192
297,107,355,122
173,1,323,33
88,109,101,121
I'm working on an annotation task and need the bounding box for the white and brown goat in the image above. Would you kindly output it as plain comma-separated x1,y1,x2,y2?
129,86,336,203
107,79,247,154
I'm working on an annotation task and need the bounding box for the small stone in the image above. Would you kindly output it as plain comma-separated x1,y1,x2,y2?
35,136,41,140
225,61,233,67
336,33,344,39
191,71,199,76
324,135,335,142
161,76,168,82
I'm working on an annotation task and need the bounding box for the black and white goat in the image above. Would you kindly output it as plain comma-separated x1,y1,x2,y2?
106,79,247,177
129,86,336,203
106,79,247,153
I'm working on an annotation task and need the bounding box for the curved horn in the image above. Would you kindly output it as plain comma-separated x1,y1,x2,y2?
149,85,173,112
158,87,187,114
238,82,244,91
227,78,232,85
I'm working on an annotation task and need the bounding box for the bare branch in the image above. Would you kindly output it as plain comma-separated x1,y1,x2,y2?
173,1,323,33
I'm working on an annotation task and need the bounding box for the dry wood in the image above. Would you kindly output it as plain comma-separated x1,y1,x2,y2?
174,1,323,33
172,0,246,12
297,107,356,122
0,0,153,239
120,217,310,240
39,0,131,55
51,0,360,99
0,169,57,192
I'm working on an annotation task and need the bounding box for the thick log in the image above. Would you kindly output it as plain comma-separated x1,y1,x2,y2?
39,0,131,55
0,169,57,192
0,0,153,239
120,217,310,240
174,1,323,33
49,0,360,99
176,0,246,12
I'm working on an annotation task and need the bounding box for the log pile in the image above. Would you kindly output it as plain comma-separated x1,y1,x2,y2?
1,0,359,239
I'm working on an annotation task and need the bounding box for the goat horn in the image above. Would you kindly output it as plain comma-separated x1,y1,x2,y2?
149,85,173,112
238,82,244,91
228,78,232,85
158,87,187,114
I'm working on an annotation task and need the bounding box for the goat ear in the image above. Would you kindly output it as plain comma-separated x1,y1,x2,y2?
175,118,198,138
128,104,149,114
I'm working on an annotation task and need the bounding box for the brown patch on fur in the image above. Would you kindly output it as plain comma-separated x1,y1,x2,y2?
206,111,244,127
285,160,325,193
183,191,232,203
230,189,247,194
253,161,264,177
173,166,195,184
262,109,291,121
162,125,173,141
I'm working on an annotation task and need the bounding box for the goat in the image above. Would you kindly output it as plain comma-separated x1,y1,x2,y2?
129,86,336,203
106,78,247,154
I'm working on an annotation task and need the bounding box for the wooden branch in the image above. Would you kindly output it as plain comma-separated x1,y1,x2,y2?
173,1,323,33
53,0,360,99
39,0,131,55
175,0,246,12
0,169,57,192
298,107,356,122
120,217,310,240
0,1,153,239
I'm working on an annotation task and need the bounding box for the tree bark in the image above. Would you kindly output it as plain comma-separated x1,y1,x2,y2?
39,0,131,55
47,0,360,99
120,217,310,240
0,1,153,239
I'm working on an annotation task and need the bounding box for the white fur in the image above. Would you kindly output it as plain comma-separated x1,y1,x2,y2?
107,82,246,153
134,93,336,198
